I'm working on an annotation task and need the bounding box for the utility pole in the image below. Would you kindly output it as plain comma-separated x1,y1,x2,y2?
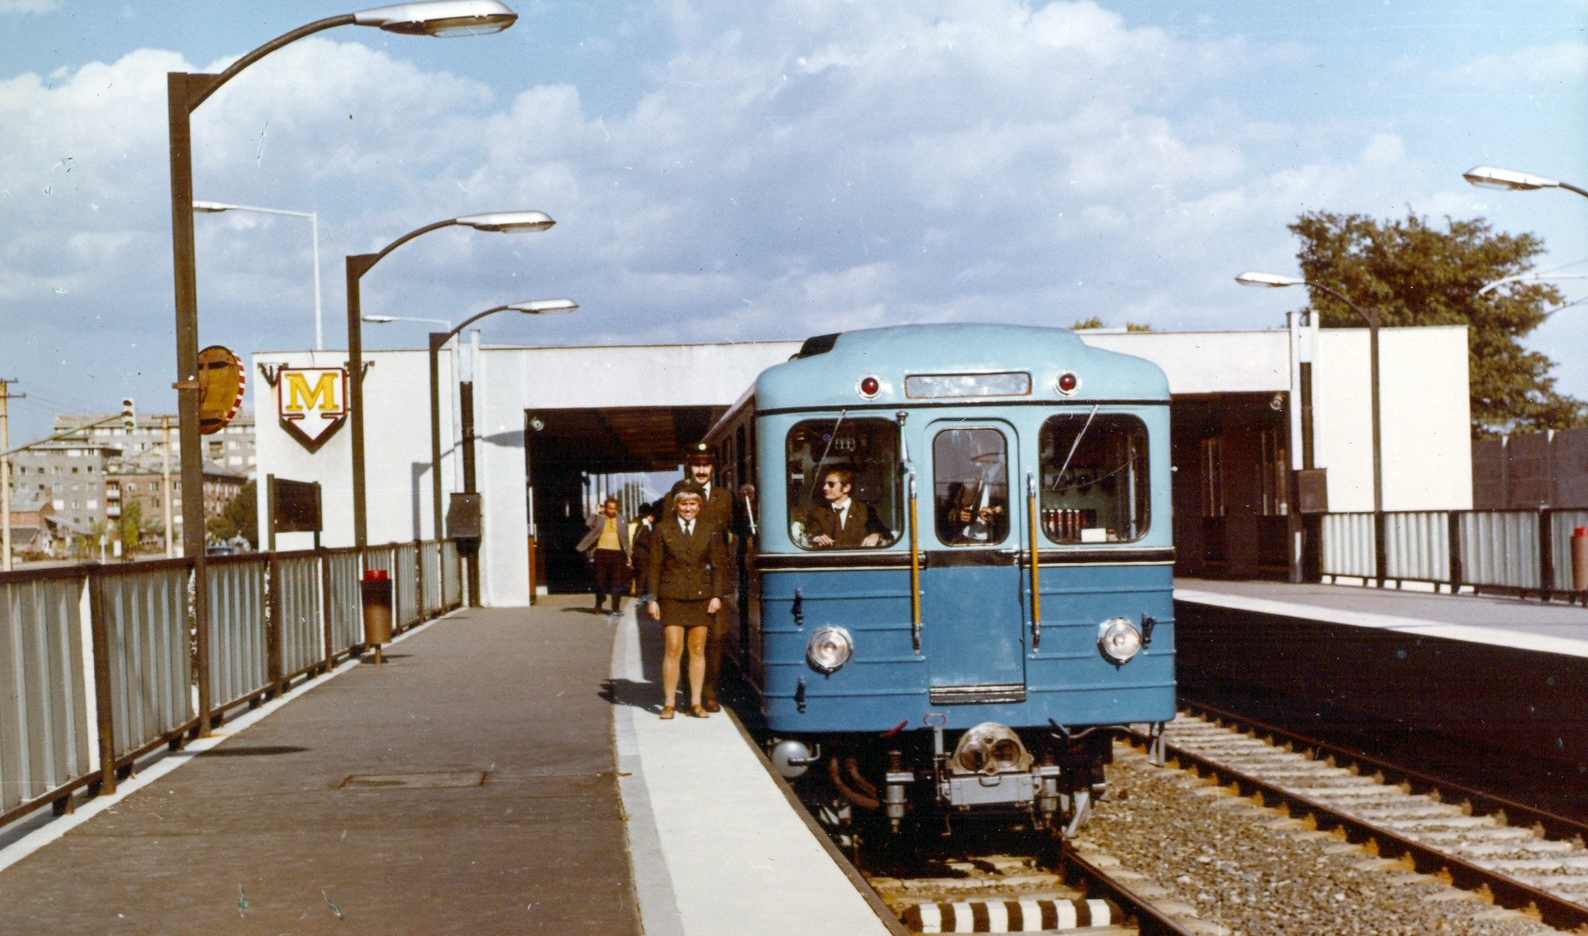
0,379,20,571
162,416,175,557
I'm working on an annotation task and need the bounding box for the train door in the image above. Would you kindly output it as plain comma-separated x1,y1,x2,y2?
921,420,1027,702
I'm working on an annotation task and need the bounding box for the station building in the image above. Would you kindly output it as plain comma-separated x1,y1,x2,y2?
253,320,1473,606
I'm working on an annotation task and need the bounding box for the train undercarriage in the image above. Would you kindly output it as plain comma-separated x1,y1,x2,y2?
769,720,1167,849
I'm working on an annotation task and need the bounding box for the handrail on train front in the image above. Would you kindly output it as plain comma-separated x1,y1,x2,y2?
1027,469,1041,651
908,471,922,653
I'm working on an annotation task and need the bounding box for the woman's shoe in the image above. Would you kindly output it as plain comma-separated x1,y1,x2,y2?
659,706,675,720
690,704,710,718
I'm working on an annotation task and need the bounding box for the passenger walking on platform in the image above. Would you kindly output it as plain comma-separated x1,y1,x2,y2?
577,497,631,616
647,481,727,719
664,443,735,712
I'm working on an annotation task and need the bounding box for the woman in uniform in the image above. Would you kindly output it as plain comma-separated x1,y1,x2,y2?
646,481,728,719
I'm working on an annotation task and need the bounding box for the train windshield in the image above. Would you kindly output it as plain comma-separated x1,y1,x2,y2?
1038,413,1150,543
786,418,903,549
932,428,1011,546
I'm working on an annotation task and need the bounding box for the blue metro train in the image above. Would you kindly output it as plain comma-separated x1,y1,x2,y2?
705,323,1174,839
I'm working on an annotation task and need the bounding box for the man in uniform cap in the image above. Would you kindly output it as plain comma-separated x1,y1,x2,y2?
664,442,735,711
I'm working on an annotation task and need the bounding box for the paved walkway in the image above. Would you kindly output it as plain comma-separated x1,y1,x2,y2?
0,603,639,935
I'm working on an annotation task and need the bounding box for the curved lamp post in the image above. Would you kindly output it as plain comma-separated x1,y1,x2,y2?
1464,166,1588,199
166,0,517,742
345,210,555,549
1237,271,1385,583
194,200,323,349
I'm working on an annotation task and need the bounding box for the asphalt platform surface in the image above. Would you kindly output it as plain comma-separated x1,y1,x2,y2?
0,603,639,935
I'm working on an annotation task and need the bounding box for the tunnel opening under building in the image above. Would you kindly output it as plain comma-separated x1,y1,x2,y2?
525,405,726,594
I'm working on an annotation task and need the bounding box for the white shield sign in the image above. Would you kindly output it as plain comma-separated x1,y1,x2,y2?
277,367,348,452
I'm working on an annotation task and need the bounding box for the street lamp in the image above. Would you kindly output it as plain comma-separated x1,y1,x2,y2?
194,200,324,349
1236,271,1385,583
166,0,518,740
345,210,556,550
1463,166,1588,199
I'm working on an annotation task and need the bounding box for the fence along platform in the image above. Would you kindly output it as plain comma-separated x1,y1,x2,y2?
1322,508,1588,602
0,541,461,833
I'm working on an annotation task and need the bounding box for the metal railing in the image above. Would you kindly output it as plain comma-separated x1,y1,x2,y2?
0,539,463,834
1321,508,1588,600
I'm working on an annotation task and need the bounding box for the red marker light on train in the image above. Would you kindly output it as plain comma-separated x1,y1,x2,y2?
1056,372,1079,395
858,375,881,398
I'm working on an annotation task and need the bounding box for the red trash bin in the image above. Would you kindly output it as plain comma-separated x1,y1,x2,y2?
361,569,393,647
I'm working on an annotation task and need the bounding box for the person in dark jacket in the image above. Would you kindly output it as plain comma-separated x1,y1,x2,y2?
805,468,889,548
646,481,727,719
628,501,658,601
663,443,735,711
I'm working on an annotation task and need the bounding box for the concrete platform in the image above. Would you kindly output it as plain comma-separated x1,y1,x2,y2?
0,597,895,935
1173,579,1588,771
1177,578,1588,657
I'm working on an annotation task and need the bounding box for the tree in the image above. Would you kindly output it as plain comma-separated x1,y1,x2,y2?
1289,211,1585,438
119,499,143,555
221,480,257,549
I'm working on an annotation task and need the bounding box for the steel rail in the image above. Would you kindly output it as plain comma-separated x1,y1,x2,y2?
1058,845,1199,936
1181,698,1588,846
1127,730,1588,932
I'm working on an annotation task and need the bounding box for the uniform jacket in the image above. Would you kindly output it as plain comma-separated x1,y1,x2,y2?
937,480,1009,544
646,518,728,602
805,499,888,548
576,511,632,558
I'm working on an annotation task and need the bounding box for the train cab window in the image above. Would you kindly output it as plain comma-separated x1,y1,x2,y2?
1039,413,1149,544
786,419,902,549
933,429,1010,546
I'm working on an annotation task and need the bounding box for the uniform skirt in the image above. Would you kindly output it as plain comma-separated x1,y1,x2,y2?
658,597,713,630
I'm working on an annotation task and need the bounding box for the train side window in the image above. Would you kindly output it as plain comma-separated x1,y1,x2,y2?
785,419,902,549
932,428,1010,546
1039,413,1150,543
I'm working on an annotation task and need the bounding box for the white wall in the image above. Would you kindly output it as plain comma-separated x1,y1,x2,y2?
1080,330,1290,394
252,349,457,550
1312,325,1472,512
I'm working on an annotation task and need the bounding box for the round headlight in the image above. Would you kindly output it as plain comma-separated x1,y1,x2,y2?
806,626,854,673
1097,617,1143,665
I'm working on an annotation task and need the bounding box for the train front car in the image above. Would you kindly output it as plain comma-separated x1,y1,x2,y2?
748,324,1173,842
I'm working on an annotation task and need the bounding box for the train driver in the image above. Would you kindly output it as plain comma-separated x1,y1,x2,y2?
806,468,889,548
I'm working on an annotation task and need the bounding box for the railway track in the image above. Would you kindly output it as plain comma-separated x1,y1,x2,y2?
1133,707,1588,933
861,845,1199,935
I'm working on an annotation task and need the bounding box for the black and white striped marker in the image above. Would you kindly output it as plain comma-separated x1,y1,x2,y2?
901,897,1120,932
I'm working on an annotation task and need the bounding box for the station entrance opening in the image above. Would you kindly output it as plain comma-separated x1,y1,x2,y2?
526,405,726,593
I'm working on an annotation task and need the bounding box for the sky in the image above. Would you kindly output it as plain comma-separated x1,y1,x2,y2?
1,0,1585,443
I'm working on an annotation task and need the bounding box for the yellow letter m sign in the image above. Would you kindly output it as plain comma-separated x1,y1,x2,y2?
277,367,348,451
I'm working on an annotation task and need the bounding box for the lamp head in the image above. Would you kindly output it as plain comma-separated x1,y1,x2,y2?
455,210,554,232
509,299,578,315
192,200,231,213
1235,271,1306,288
1463,166,1560,192
353,1,517,36
362,315,397,323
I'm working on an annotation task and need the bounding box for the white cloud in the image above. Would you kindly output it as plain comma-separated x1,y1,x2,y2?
1435,41,1588,88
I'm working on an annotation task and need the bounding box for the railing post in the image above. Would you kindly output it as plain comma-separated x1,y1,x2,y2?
320,546,334,674
1540,507,1555,603
1448,511,1463,594
86,565,116,797
1373,510,1387,588
265,554,283,699
414,538,424,622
